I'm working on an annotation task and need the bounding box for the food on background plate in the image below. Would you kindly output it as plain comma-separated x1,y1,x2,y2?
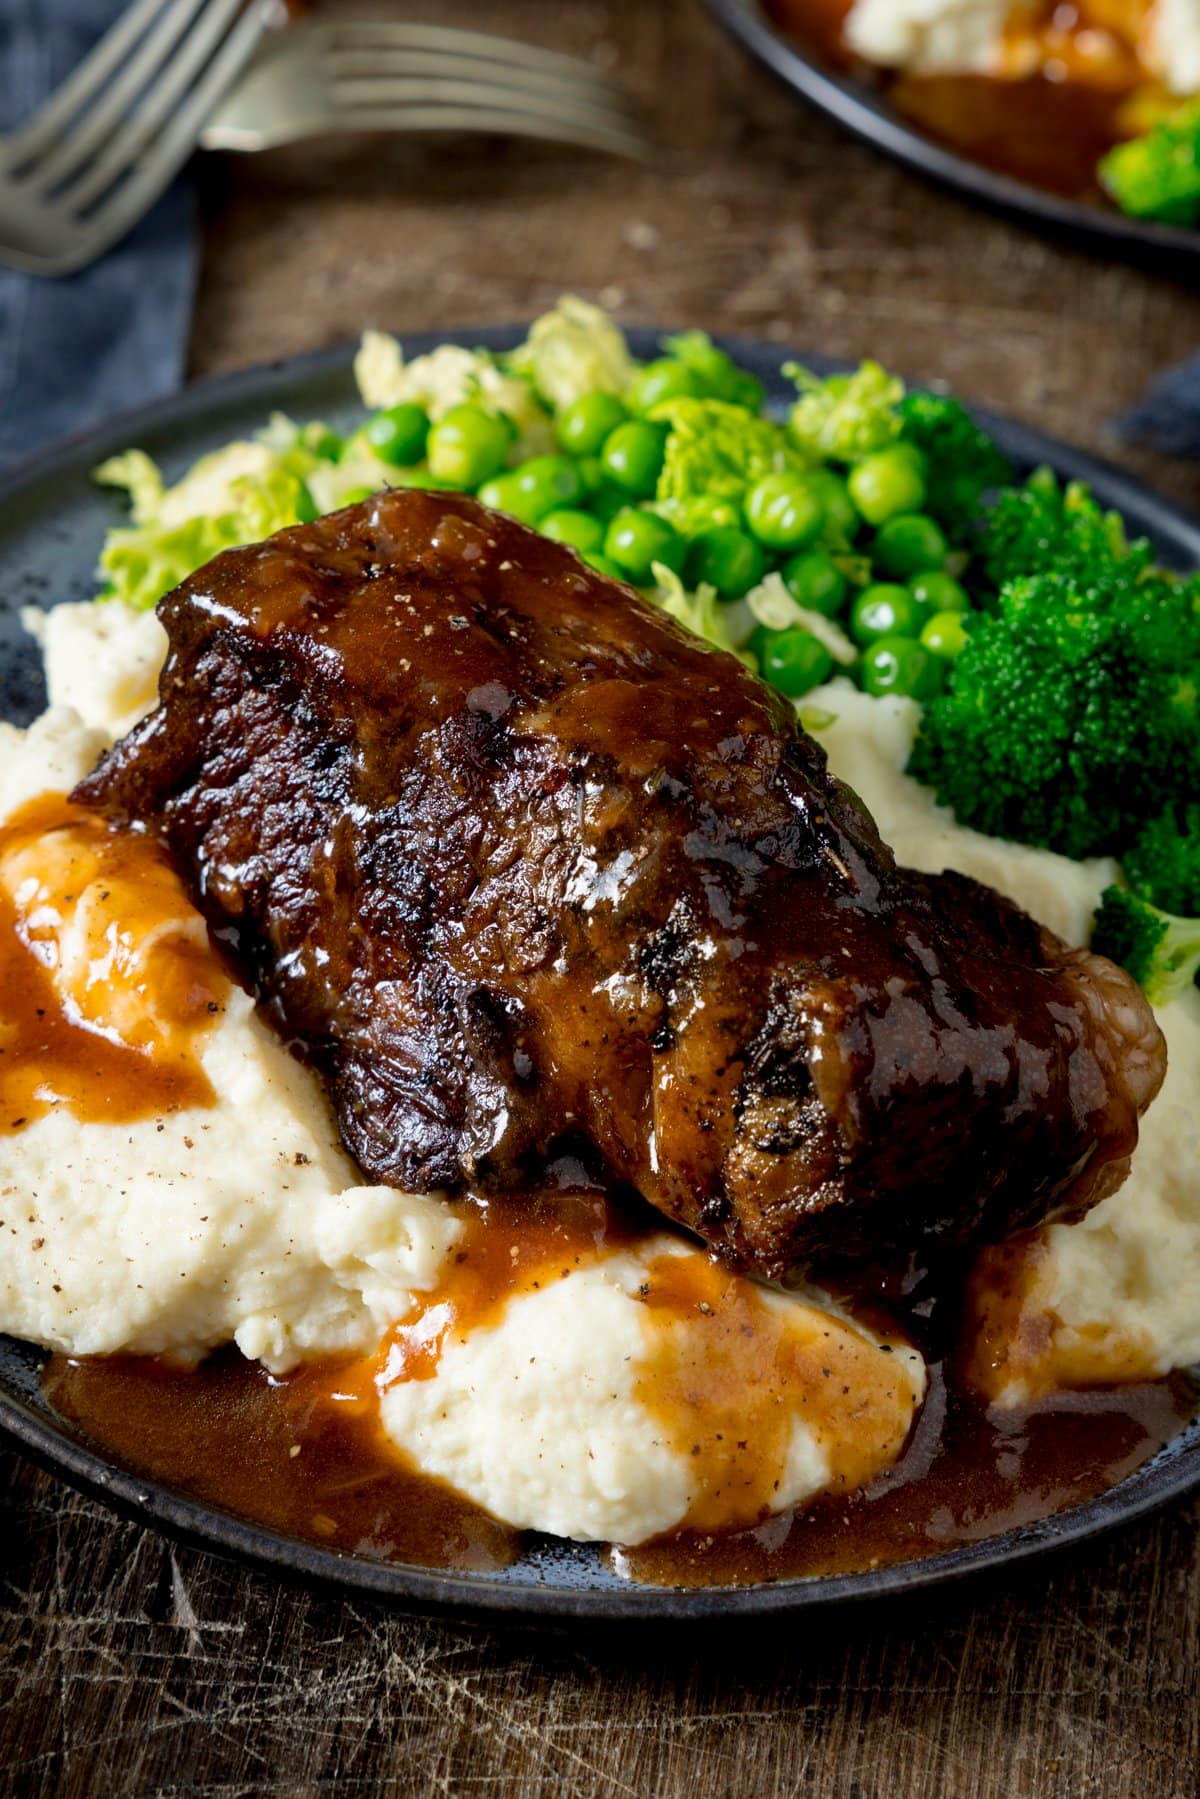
3,299,1199,1586
766,0,1200,224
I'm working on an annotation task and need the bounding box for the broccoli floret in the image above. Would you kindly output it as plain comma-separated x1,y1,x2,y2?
784,360,904,463
1091,887,1200,1006
896,390,1012,538
1123,804,1200,916
978,470,1153,595
908,565,1200,860
1098,102,1200,227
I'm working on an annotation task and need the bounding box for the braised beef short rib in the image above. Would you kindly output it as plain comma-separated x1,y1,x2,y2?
76,491,1165,1276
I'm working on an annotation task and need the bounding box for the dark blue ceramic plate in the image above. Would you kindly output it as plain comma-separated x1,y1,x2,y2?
704,0,1200,266
1,328,1198,1620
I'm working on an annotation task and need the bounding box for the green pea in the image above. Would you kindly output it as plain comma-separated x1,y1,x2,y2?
426,403,513,487
908,570,970,617
872,512,948,579
510,454,586,519
726,370,766,413
577,456,606,494
600,421,668,497
781,549,847,618
627,358,703,414
476,471,543,524
583,550,625,579
860,635,943,700
848,445,927,526
685,526,767,599
920,610,970,661
682,493,742,534
589,482,632,525
540,508,606,553
295,482,320,524
805,469,858,542
557,391,628,457
365,403,430,467
850,583,922,646
310,427,345,463
604,508,686,582
759,628,834,699
744,472,825,551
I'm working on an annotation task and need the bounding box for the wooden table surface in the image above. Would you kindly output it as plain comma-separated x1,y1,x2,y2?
3,3,1200,1793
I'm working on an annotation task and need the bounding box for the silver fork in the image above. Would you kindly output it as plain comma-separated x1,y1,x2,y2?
0,0,281,278
199,20,649,161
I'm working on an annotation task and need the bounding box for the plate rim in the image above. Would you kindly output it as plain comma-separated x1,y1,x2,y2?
1,325,1199,1622
702,0,1200,261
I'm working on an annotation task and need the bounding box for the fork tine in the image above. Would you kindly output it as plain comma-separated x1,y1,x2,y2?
62,0,249,214
3,0,178,166
322,97,649,163
328,47,643,120
330,72,646,141
20,0,213,194
59,1,272,270
320,20,633,92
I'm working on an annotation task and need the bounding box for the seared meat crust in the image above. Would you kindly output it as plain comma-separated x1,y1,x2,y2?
75,491,1165,1275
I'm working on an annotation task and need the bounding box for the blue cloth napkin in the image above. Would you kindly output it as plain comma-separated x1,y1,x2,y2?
0,0,198,472
1120,350,1200,461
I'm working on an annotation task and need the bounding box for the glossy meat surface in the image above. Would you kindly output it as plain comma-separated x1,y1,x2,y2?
76,491,1166,1276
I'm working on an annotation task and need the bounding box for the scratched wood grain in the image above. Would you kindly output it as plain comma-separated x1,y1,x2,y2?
3,2,1200,1794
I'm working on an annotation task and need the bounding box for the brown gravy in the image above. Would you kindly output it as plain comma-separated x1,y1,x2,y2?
42,1317,1195,1588
0,794,227,1132
765,0,1158,200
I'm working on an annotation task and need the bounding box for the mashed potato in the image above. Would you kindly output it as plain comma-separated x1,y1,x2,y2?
844,0,1009,74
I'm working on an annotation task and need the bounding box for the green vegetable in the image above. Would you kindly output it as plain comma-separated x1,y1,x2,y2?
649,397,797,537
848,445,927,526
919,610,970,661
540,508,606,553
803,469,858,545
743,471,825,551
627,358,703,414
509,454,586,518
426,403,513,487
908,558,1200,860
872,513,947,579
1098,102,1200,226
509,295,636,409
1091,886,1200,1006
759,628,834,698
786,360,904,463
556,391,627,456
861,636,943,701
781,549,847,617
653,565,751,662
896,390,1012,538
94,442,313,611
979,469,1149,595
1122,805,1200,917
662,331,763,409
601,420,668,496
476,470,544,524
684,525,766,598
583,550,625,579
851,583,921,645
605,508,685,582
365,403,429,467
908,570,969,617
